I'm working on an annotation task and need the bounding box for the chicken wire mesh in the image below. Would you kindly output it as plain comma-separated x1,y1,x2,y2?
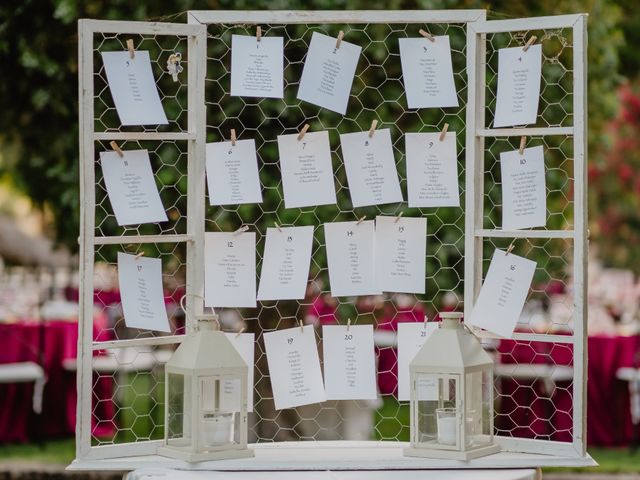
80,17,582,452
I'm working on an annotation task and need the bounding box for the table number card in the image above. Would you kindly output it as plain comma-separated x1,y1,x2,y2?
222,332,256,412
322,325,377,400
257,226,314,301
100,149,168,226
204,232,256,308
466,249,537,338
117,252,170,332
101,51,168,126
375,216,427,294
399,36,459,109
264,325,327,410
297,32,362,115
493,44,542,127
324,220,380,297
397,322,438,401
277,131,337,208
501,145,546,230
206,139,263,206
340,129,403,208
405,132,460,208
231,34,284,99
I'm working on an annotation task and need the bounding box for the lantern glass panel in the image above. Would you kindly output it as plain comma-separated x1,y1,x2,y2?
415,373,459,449
166,373,191,448
198,376,243,450
464,370,493,448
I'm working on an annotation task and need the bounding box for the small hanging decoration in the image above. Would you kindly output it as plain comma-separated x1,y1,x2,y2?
167,52,183,82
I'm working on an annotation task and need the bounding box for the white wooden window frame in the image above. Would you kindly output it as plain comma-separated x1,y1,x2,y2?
72,10,593,472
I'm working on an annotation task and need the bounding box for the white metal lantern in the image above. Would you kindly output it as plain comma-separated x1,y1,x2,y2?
158,315,254,462
404,312,500,460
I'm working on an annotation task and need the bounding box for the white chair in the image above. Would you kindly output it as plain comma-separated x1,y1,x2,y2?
0,361,46,413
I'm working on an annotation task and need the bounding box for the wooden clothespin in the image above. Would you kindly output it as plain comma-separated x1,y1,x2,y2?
335,31,344,50
419,29,435,42
299,319,304,333
231,129,237,147
256,26,262,42
523,35,537,52
356,215,366,225
519,136,526,155
234,225,249,235
236,326,246,338
274,222,283,232
297,124,310,141
347,318,351,331
439,123,449,142
368,120,378,138
506,239,516,256
126,39,135,59
424,315,429,327
135,251,145,260
395,212,404,224
110,141,124,158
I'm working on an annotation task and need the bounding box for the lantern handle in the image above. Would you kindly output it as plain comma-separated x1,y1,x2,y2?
179,293,220,329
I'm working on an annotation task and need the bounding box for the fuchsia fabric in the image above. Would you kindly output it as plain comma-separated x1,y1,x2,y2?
0,317,113,443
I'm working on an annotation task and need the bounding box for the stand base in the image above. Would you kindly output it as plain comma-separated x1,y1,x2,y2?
157,446,254,463
403,443,501,461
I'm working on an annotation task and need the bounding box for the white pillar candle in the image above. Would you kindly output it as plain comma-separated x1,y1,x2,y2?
437,415,457,445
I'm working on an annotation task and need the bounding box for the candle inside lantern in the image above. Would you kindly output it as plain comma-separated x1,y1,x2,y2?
436,408,457,445
200,412,235,447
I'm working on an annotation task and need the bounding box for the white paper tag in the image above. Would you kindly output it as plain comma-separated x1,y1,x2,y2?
100,149,168,226
101,51,168,126
324,220,380,297
397,322,438,401
257,226,314,301
322,325,377,400
406,132,460,208
500,145,546,230
204,232,256,308
297,32,361,115
466,249,537,338
219,332,255,412
277,131,337,208
493,44,542,127
206,139,263,206
231,34,284,99
375,216,427,294
117,252,170,332
264,325,327,410
340,129,403,208
399,36,459,109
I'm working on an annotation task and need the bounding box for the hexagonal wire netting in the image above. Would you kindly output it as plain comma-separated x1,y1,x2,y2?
84,18,580,451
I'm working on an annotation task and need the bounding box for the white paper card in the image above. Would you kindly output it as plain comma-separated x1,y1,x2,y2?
100,149,168,226
277,131,337,208
220,332,255,412
257,226,314,301
264,325,326,410
322,325,377,400
231,34,284,99
340,129,403,208
204,232,256,308
206,139,262,206
375,216,427,294
117,252,170,332
397,322,438,401
493,44,542,127
101,51,168,126
399,36,459,109
500,145,546,230
406,132,460,208
324,220,380,297
297,32,361,115
466,249,536,338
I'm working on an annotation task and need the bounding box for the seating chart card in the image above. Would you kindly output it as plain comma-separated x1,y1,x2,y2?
340,129,403,208
222,332,256,413
405,132,460,208
206,139,263,206
466,249,537,338
297,32,362,114
322,324,377,400
257,226,314,301
324,220,380,297
375,216,427,294
231,34,284,99
493,44,542,127
100,149,168,226
277,131,337,208
264,325,327,410
117,252,170,332
397,322,438,401
501,145,546,230
101,51,168,126
204,232,256,308
399,35,459,109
